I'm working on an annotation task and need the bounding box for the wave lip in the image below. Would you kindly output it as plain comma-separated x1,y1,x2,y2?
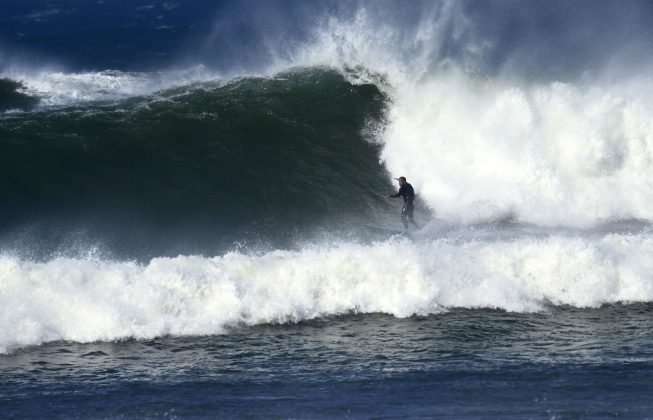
0,66,219,108
2,231,652,353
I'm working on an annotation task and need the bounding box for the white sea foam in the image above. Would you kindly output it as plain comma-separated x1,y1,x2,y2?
2,232,652,353
381,74,653,226
0,66,220,107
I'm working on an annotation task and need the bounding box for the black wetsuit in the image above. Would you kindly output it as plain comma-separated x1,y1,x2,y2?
391,183,415,228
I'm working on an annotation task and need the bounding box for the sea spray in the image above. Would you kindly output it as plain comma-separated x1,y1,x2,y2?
382,73,653,226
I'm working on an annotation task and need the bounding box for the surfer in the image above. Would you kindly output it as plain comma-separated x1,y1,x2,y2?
386,176,417,229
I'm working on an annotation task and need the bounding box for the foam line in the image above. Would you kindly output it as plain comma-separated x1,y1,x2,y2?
2,233,652,353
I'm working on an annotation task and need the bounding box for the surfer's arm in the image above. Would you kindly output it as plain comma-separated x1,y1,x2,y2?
388,185,404,198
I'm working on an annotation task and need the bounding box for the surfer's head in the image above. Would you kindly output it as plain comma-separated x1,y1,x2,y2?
395,176,406,185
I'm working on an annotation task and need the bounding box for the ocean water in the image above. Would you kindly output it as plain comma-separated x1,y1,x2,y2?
3,305,652,418
2,0,653,418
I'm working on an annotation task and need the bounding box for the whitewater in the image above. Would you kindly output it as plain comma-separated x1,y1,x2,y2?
2,228,653,353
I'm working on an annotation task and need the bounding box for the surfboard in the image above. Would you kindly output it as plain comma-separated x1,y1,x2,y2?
361,224,409,236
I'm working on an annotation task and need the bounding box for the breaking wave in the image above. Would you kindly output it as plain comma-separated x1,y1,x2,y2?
2,229,653,353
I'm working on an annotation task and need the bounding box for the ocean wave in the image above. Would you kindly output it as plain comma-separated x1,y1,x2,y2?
287,5,653,227
2,231,652,353
4,2,653,230
0,68,390,257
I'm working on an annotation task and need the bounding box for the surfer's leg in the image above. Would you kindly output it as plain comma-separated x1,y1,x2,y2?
401,203,409,228
407,203,417,226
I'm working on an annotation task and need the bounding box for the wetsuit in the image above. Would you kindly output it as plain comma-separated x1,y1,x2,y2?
391,182,415,228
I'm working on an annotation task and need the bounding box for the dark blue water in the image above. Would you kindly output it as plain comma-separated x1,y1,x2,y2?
3,305,652,418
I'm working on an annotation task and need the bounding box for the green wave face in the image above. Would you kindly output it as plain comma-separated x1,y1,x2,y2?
0,68,392,257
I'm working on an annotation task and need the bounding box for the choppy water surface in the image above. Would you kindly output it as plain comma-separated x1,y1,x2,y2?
2,304,652,418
